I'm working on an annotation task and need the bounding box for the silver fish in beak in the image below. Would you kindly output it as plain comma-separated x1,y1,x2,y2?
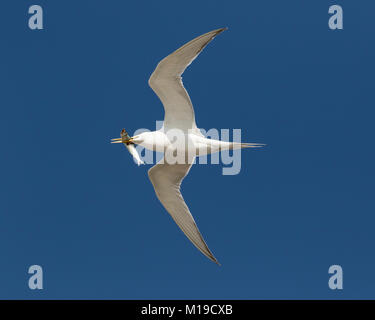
111,129,144,166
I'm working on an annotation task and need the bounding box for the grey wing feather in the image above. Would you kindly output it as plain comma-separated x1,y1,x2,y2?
148,161,219,264
148,28,227,132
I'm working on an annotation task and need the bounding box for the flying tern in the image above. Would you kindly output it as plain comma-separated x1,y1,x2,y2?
111,28,264,264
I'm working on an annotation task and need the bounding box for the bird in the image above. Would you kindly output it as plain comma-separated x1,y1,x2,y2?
111,28,264,264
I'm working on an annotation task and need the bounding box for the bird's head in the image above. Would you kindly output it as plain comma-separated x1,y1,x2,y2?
111,129,143,145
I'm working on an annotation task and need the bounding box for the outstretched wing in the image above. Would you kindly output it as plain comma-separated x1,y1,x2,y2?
148,160,219,264
148,28,227,132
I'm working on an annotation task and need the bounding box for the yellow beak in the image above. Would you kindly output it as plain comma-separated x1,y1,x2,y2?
110,137,135,144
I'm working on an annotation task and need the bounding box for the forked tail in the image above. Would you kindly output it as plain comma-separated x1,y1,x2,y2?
237,142,266,149
225,142,266,150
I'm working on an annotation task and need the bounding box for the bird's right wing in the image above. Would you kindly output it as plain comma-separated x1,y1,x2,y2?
148,160,219,264
148,28,227,132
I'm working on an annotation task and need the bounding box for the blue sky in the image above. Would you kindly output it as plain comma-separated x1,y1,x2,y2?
1,0,375,299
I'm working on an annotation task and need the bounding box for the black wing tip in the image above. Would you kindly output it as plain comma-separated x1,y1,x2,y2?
214,27,228,35
208,253,221,266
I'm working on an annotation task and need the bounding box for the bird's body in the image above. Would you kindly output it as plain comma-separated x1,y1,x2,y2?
112,28,264,264
131,130,256,160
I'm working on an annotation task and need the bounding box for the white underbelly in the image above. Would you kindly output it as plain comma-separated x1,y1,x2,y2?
138,131,231,157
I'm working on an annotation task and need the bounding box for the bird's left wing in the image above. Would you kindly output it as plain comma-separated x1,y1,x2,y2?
148,160,219,264
148,28,227,132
